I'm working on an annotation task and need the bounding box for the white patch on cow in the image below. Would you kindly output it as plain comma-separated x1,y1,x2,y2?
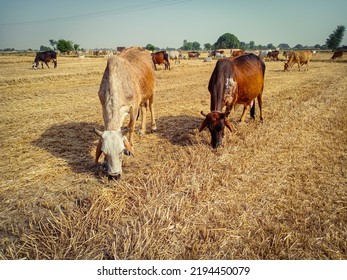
224,77,237,104
101,130,125,177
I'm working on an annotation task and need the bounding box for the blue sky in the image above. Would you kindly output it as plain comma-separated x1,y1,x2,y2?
0,0,346,50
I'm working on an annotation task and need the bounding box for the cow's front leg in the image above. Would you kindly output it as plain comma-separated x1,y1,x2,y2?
128,108,136,145
138,104,147,136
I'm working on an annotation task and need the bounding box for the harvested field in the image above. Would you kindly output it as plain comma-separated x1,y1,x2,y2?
0,51,346,260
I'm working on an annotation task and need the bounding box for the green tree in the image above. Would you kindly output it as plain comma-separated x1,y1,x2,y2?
192,41,201,50
326,25,345,50
40,45,52,51
249,41,255,50
73,44,80,51
204,43,212,50
267,43,275,49
278,43,290,50
56,39,74,53
145,44,155,51
49,39,57,50
214,33,240,49
294,44,303,49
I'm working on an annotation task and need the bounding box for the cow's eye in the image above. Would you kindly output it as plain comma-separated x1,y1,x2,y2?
123,149,131,156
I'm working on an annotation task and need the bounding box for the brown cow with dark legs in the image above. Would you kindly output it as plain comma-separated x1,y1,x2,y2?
331,50,343,60
151,51,170,70
284,50,313,71
199,53,265,148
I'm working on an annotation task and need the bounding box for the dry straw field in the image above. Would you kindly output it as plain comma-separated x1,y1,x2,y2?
0,51,346,260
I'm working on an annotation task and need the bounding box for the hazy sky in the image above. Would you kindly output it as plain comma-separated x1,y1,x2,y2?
1,0,346,50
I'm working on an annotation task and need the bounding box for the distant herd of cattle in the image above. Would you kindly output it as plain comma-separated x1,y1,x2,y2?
30,46,345,179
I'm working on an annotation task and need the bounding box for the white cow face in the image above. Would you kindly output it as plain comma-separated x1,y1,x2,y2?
94,129,133,180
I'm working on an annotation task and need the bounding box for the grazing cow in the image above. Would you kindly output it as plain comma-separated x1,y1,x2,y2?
266,50,279,61
151,51,170,70
283,51,293,60
258,50,268,60
32,50,57,69
199,53,265,148
284,50,313,71
331,50,343,60
94,47,157,179
187,51,200,59
168,50,182,64
209,50,224,58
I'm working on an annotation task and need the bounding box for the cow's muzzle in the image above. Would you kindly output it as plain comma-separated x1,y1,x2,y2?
108,173,121,180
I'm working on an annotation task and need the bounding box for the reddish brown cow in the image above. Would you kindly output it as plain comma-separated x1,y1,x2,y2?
331,50,343,60
151,51,170,70
199,53,265,148
266,50,279,61
188,51,200,59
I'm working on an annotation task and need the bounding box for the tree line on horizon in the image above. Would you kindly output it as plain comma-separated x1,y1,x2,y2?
1,25,345,53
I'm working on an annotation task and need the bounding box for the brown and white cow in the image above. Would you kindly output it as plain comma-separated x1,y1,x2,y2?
331,50,343,60
187,51,200,59
199,53,265,148
284,50,313,71
151,50,170,70
94,47,157,179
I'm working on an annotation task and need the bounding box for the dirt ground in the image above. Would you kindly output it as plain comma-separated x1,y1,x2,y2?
0,51,346,259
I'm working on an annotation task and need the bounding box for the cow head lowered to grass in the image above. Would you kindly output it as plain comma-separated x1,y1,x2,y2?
94,128,133,180
95,46,156,180
199,111,233,149
199,53,265,149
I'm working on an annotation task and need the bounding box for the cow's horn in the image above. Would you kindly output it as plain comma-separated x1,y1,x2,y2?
94,128,103,137
123,136,134,156
200,111,207,117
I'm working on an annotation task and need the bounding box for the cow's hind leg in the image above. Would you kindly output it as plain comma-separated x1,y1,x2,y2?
250,100,256,119
149,95,157,132
257,93,263,122
138,103,147,137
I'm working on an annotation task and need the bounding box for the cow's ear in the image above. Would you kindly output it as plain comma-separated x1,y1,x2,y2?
224,118,234,133
199,117,209,132
95,139,103,163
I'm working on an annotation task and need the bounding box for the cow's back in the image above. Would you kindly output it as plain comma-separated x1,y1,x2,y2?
98,47,155,130
231,54,265,98
119,47,155,101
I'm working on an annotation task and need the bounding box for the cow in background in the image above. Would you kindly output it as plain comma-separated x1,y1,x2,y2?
199,53,265,148
266,50,279,61
94,47,157,180
32,51,57,69
331,50,343,60
188,51,200,59
169,50,182,64
284,50,313,71
152,51,170,70
231,49,245,57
